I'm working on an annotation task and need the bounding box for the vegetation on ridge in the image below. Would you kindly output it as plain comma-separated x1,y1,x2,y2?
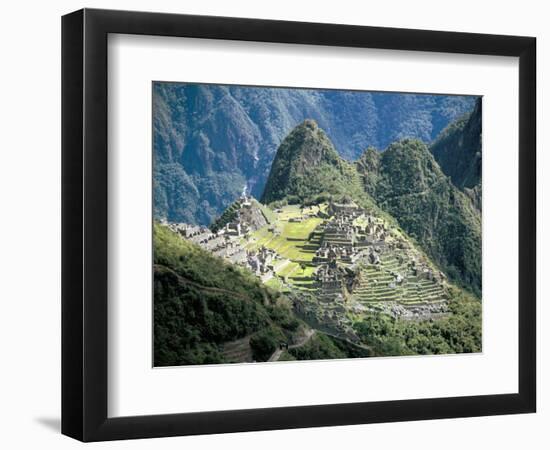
261,120,364,205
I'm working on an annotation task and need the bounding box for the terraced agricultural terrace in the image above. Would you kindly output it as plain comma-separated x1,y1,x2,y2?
165,196,450,342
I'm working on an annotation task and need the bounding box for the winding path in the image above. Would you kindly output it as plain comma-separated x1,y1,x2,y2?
268,329,316,362
154,264,257,303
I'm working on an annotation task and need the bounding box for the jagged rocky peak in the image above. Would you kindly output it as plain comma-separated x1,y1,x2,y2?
302,118,318,130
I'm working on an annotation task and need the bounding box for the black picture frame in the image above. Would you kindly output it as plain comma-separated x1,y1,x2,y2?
61,8,536,442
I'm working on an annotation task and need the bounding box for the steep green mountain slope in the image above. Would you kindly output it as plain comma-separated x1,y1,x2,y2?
430,99,482,209
154,82,477,225
357,140,482,296
260,120,365,205
153,223,301,366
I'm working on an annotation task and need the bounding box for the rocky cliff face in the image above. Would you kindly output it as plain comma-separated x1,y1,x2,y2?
430,98,482,209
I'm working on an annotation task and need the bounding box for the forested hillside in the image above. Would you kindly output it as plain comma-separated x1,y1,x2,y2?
153,223,301,366
356,140,482,296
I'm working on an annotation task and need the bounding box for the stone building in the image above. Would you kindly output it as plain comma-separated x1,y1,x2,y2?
328,199,363,218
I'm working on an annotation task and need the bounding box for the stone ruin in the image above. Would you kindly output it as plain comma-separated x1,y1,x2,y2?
314,260,357,304
328,199,363,218
164,194,275,269
245,246,278,281
304,200,450,322
312,201,387,269
166,196,450,326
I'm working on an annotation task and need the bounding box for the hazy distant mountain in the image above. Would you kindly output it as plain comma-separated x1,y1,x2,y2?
153,82,476,225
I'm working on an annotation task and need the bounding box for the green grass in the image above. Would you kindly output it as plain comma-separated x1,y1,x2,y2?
243,206,324,291
290,265,316,278
275,205,302,221
247,212,323,263
264,276,283,289
276,262,300,278
258,200,277,223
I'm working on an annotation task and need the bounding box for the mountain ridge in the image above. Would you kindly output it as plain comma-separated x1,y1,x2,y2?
154,83,477,225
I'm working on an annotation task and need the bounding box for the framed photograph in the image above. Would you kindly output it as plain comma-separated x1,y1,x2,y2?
61,8,536,442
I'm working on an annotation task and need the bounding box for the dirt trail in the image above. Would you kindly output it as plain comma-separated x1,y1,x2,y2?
289,329,316,349
268,329,316,362
267,348,284,362
154,264,252,302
